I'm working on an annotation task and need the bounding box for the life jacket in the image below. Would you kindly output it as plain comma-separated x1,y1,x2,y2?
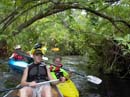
49,64,63,79
13,52,24,61
27,62,48,83
49,64,63,72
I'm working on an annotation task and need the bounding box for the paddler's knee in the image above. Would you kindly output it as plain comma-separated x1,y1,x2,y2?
51,86,58,97
40,85,52,97
19,87,33,97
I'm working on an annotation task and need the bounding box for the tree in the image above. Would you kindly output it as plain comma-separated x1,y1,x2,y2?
0,0,129,35
0,0,130,76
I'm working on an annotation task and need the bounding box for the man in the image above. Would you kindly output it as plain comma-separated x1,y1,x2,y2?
19,50,53,97
10,45,25,61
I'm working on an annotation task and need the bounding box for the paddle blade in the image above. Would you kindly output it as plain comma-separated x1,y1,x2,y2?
86,75,102,85
51,48,60,52
63,67,102,85
42,56,48,61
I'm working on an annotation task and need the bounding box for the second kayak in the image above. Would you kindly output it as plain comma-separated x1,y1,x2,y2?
50,67,79,97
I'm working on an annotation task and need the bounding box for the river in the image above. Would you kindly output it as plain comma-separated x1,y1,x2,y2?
0,56,130,97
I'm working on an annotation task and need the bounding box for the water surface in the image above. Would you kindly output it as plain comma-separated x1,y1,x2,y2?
0,56,130,97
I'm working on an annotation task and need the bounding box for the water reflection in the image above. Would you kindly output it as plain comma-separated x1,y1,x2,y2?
99,75,130,97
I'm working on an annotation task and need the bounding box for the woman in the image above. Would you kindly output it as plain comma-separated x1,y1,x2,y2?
19,50,53,97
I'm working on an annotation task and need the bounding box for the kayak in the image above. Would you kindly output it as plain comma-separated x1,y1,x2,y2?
3,85,63,97
8,57,47,73
57,79,79,97
8,58,29,73
50,68,79,97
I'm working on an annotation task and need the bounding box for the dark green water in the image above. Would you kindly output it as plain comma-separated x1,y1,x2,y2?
0,56,130,97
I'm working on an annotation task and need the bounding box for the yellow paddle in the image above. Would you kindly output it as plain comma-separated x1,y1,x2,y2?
51,47,60,52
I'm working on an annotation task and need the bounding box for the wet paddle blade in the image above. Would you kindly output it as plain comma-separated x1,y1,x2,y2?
42,56,48,61
86,75,102,84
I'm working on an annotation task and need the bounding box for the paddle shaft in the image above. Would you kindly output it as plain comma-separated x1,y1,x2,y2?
47,63,102,84
46,62,85,77
0,79,59,92
63,68,85,77
63,67,102,84
37,79,59,85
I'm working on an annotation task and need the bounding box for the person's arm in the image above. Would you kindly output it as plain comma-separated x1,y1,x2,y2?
46,66,54,80
20,68,30,86
46,66,66,84
20,67,37,87
9,53,14,59
46,66,61,85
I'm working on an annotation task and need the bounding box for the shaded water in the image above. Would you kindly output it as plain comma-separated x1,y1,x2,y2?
0,56,130,97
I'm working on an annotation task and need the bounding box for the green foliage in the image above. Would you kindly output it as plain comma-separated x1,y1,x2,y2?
0,0,130,76
115,34,130,55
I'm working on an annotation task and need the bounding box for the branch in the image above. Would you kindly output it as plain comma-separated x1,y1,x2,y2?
1,0,50,31
70,4,130,29
12,2,130,35
98,5,111,11
12,4,71,35
111,22,125,33
0,0,30,24
115,19,130,28
0,10,18,24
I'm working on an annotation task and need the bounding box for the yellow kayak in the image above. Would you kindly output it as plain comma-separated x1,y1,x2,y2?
49,65,79,97
57,79,79,97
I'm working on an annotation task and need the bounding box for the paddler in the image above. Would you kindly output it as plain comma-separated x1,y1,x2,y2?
9,45,26,61
29,43,47,58
50,56,70,80
19,50,56,97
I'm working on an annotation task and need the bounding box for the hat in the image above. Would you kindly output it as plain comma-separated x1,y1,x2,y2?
33,50,43,55
34,43,42,49
15,45,21,49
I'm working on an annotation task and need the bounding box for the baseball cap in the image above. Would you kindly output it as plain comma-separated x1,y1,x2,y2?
33,50,43,55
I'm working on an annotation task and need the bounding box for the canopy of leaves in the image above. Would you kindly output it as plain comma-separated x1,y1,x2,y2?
0,0,130,76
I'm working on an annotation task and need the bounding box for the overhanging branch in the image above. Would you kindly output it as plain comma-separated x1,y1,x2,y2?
0,0,31,24
1,0,50,32
12,2,130,35
13,4,71,35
